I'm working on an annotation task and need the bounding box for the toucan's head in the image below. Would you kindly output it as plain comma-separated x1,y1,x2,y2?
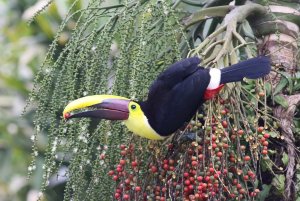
63,95,164,140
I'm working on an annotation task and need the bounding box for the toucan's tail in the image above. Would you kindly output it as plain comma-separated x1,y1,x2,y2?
220,56,271,84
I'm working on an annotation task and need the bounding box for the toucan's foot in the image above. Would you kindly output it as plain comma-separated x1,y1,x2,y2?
178,132,198,144
180,132,196,142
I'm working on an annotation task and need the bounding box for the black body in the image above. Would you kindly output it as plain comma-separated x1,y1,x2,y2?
140,56,270,136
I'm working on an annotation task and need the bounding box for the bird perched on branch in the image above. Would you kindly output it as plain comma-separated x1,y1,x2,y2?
63,56,270,140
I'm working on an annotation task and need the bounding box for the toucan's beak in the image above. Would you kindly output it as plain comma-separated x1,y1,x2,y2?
63,95,130,120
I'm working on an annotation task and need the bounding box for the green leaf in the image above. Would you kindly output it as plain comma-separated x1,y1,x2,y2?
257,184,271,201
265,82,271,97
272,174,285,194
241,20,255,39
269,131,278,138
274,95,289,108
282,152,288,166
294,82,300,91
274,78,288,95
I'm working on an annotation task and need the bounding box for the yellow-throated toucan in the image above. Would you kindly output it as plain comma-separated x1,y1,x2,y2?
63,56,270,140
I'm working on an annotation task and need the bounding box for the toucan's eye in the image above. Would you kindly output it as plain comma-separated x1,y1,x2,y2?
131,105,136,110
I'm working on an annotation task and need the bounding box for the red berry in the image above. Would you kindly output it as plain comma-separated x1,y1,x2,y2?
151,165,158,173
135,186,141,192
264,133,270,138
237,130,244,135
262,141,269,146
244,155,251,161
262,150,268,155
120,150,127,156
120,144,126,150
222,120,228,128
257,127,264,133
243,175,249,181
120,159,126,166
197,176,203,182
216,151,223,157
191,161,198,166
108,170,114,176
183,172,189,178
123,194,130,200
113,175,118,181
184,179,191,186
188,184,194,190
169,159,175,165
115,192,121,199
131,161,138,167
163,164,169,170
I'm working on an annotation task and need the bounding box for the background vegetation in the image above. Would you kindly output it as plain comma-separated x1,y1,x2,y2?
1,0,299,201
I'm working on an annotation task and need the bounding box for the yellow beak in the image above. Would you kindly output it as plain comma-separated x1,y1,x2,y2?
63,95,130,120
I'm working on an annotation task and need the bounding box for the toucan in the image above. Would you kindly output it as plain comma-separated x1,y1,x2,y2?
63,56,270,140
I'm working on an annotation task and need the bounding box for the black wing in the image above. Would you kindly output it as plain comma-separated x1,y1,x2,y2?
147,57,201,100
141,61,210,136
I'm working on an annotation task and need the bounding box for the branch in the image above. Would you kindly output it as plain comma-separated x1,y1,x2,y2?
183,6,233,29
274,94,300,201
189,2,267,65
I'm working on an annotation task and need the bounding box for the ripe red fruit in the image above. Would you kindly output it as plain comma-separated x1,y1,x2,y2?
239,188,246,194
260,137,266,143
223,143,229,149
237,130,244,135
120,144,126,150
222,120,228,128
264,133,270,138
262,141,269,146
113,175,118,181
184,179,191,186
119,159,126,166
131,161,138,167
120,150,127,156
169,159,175,165
116,167,122,172
108,170,114,176
191,161,198,166
197,176,203,182
151,165,158,173
216,151,223,157
183,172,189,178
244,155,251,161
243,175,249,181
257,127,264,133
123,194,130,200
188,184,194,190
115,192,121,199
212,134,217,141
262,150,268,155
163,164,169,170
135,186,141,192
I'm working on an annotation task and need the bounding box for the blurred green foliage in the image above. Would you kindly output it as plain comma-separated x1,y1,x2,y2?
0,0,87,200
